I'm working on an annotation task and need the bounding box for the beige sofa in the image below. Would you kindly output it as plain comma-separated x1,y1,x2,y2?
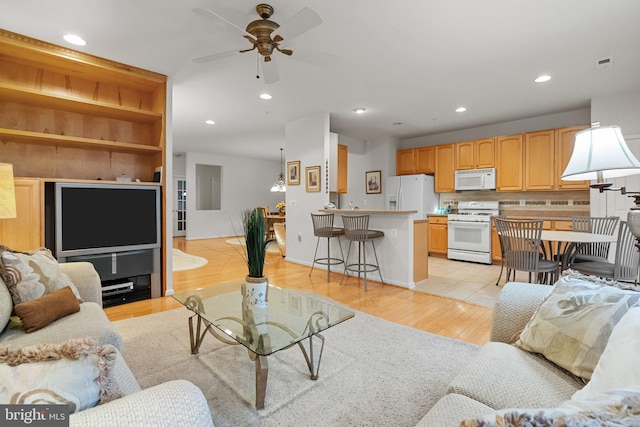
418,281,585,426
0,262,214,427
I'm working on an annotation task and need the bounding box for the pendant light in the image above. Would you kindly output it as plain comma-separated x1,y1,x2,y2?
270,148,286,192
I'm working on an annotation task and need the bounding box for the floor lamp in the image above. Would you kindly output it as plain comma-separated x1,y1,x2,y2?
0,162,17,220
561,125,640,249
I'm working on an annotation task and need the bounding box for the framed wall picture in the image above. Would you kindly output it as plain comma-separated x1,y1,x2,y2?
366,170,382,194
286,160,300,185
305,165,321,192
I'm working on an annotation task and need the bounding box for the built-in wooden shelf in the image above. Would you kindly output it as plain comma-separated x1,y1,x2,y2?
0,128,163,154
0,82,163,124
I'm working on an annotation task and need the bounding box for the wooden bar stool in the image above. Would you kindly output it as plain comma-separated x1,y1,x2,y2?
340,214,384,291
309,213,346,281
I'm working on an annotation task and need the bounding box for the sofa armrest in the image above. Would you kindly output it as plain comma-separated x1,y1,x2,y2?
490,282,552,343
60,262,102,306
69,380,213,427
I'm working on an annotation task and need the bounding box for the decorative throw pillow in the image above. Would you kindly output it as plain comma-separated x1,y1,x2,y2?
13,286,80,333
572,307,640,401
0,337,121,412
460,387,640,427
514,273,640,380
0,246,81,305
0,280,11,332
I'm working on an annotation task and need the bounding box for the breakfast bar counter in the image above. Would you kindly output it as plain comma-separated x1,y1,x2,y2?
319,209,426,288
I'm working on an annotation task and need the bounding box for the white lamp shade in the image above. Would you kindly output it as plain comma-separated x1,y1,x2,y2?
561,125,640,181
0,163,17,219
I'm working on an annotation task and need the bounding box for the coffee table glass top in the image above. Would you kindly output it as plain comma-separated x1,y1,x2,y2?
172,281,355,356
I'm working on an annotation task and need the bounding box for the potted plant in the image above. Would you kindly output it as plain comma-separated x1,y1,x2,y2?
241,207,268,308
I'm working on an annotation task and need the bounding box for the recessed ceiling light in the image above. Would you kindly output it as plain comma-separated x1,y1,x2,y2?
205,120,215,125
353,108,366,114
260,93,272,100
534,74,551,83
63,34,86,46
455,107,467,113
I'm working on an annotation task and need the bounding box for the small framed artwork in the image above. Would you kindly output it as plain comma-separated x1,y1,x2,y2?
366,170,382,194
305,165,321,192
287,160,300,185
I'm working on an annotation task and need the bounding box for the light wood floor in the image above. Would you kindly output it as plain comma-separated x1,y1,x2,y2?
104,237,493,345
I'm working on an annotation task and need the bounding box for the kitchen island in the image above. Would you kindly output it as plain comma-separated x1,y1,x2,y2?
319,209,427,288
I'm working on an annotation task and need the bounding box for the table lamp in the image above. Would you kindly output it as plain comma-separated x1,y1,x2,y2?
561,125,640,249
0,162,17,219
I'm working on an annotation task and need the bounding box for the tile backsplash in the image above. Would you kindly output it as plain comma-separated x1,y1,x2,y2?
439,190,590,218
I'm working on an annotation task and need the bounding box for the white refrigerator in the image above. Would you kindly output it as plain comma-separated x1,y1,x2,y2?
386,174,439,218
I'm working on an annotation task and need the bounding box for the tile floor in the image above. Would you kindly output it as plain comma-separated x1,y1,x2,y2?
413,256,548,307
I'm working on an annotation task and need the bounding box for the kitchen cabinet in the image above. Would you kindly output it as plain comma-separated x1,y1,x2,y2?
524,130,555,190
0,178,42,251
555,126,590,189
435,144,455,192
414,220,429,281
396,148,416,175
337,144,348,193
496,134,523,191
455,141,475,170
455,138,495,170
428,216,448,255
415,146,435,174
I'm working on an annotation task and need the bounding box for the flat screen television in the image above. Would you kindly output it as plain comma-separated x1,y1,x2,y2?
49,182,161,257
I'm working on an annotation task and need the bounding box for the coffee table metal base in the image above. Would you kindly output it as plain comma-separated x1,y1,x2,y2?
187,313,325,409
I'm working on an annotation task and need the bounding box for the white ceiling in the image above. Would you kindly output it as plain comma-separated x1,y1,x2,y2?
2,0,640,161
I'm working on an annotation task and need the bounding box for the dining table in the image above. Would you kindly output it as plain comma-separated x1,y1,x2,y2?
540,230,618,273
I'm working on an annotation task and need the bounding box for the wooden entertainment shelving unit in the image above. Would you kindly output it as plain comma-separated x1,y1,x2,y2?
0,29,168,295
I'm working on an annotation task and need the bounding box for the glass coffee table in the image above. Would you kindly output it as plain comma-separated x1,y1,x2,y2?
172,280,354,409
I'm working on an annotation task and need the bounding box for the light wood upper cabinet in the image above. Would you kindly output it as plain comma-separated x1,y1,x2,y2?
396,148,416,175
496,134,523,191
475,138,496,168
455,141,475,170
337,144,348,193
415,146,435,174
435,144,455,192
0,178,42,250
524,130,555,190
555,126,590,189
455,138,495,170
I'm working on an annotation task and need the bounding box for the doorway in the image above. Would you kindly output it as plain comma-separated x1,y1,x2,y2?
173,176,187,236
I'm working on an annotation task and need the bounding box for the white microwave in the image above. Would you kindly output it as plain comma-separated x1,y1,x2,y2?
454,168,496,191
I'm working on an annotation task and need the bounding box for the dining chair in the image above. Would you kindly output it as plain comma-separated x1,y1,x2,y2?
260,206,275,240
493,217,559,285
571,220,639,283
492,215,510,286
569,216,619,265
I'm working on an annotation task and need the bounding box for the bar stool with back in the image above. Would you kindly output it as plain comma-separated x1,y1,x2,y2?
340,214,384,291
309,213,346,281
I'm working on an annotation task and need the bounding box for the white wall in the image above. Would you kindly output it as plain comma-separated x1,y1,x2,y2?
284,113,330,266
184,152,282,239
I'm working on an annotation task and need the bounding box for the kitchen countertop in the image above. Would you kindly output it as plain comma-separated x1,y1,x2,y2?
319,209,418,215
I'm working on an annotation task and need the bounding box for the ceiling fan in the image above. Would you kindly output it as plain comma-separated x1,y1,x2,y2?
193,3,328,83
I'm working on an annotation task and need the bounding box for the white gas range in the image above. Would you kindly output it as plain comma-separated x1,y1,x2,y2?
447,201,499,264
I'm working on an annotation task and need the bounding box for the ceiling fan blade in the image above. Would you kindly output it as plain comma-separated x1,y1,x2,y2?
193,49,240,64
272,7,322,42
193,7,256,41
262,59,279,84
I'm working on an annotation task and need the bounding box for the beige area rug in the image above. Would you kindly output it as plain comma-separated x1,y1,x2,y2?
172,248,208,272
113,303,479,426
225,237,281,254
